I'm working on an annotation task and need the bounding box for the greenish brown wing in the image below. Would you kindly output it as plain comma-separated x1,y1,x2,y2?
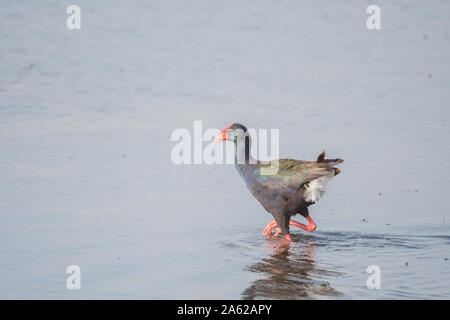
256,158,333,190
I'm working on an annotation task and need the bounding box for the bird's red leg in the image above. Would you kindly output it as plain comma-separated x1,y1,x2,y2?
290,215,316,232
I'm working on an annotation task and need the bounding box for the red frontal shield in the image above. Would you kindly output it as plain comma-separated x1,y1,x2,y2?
214,124,233,142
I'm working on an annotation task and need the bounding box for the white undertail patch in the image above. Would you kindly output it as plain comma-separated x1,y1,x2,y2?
303,172,334,203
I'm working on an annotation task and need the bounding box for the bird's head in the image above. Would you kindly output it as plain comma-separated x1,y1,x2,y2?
215,123,249,143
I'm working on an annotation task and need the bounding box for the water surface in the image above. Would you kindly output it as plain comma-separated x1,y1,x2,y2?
1,0,449,299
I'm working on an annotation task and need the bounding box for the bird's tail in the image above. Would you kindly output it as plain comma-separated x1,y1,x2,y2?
316,151,343,175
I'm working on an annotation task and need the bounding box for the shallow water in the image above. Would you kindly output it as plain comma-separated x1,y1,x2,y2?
1,0,450,299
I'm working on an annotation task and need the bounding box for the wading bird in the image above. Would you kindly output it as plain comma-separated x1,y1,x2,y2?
215,123,343,244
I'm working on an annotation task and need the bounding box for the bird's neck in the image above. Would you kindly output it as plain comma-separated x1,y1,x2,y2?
234,135,252,165
234,135,258,177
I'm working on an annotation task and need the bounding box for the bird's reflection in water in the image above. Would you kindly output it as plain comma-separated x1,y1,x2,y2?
242,233,342,299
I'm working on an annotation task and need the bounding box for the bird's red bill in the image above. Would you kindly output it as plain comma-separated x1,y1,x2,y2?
214,124,233,142
214,130,227,142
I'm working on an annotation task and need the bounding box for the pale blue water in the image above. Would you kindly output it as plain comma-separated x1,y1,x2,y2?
1,0,449,299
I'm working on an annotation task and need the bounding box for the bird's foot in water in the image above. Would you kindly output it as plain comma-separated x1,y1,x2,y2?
284,234,292,244
262,221,278,236
262,216,316,238
262,223,291,244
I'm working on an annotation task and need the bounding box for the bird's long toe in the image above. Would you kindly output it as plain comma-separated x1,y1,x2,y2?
262,221,278,236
